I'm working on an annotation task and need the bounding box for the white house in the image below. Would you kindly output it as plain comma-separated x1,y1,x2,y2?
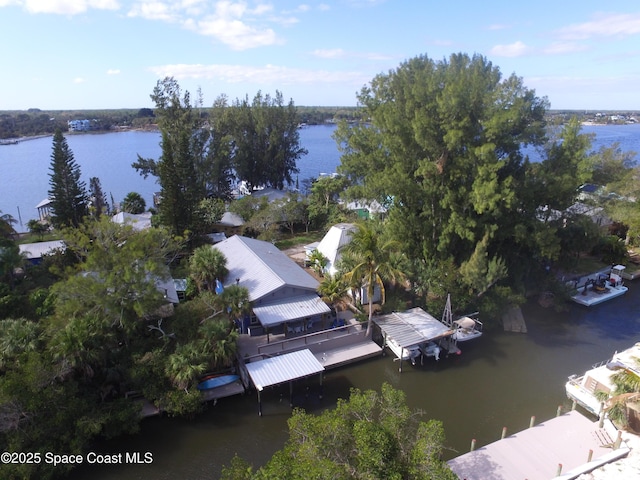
306,223,356,277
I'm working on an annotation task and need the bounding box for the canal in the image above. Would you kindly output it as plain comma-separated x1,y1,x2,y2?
69,283,640,479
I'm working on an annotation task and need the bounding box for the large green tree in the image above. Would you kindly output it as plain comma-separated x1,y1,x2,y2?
141,78,203,237
48,129,88,229
222,383,456,480
229,90,307,190
335,53,557,308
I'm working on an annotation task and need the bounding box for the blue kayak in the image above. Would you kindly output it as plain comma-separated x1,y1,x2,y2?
197,374,240,391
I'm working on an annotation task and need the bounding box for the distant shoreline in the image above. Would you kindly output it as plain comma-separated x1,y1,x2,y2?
0,134,52,145
581,121,637,126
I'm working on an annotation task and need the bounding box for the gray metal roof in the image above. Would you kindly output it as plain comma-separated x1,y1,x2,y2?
252,293,331,327
245,349,324,390
19,240,65,260
374,307,453,348
213,235,319,301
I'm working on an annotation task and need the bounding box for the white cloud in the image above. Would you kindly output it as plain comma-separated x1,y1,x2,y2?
127,1,176,21
73,77,86,83
148,63,369,86
129,1,284,50
312,48,346,59
556,12,640,41
311,48,392,61
542,42,589,55
318,3,330,11
487,23,510,31
22,0,119,15
194,17,279,50
106,69,121,75
490,40,530,57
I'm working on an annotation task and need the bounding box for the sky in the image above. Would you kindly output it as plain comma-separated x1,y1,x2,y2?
1,0,640,111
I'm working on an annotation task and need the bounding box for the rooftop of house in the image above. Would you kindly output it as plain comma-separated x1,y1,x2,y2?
213,235,319,302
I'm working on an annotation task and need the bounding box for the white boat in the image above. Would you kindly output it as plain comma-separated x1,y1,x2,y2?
442,294,482,342
570,265,628,307
386,338,422,365
565,342,640,416
419,341,441,361
453,316,483,342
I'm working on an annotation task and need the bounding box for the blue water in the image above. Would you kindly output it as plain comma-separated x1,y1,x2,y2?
1,123,640,226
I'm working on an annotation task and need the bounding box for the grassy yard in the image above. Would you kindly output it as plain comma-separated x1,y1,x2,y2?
274,231,324,250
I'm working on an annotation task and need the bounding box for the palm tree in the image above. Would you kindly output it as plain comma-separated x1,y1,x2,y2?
220,284,251,330
342,222,406,337
189,246,228,293
0,318,41,371
0,238,26,290
165,342,207,392
308,248,328,277
0,210,18,239
198,319,238,368
318,274,350,314
598,361,640,432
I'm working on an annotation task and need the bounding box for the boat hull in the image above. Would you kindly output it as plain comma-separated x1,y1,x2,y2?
571,286,628,306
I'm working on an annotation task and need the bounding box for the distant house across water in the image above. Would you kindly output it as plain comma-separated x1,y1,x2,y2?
67,119,92,132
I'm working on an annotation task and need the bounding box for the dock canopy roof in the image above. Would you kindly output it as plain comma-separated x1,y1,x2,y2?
252,294,330,327
245,349,324,390
374,307,454,348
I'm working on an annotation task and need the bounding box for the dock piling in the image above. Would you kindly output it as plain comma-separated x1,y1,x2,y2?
501,427,507,439
470,439,476,452
587,449,593,462
556,405,562,417
556,464,562,476
614,430,622,449
529,415,536,428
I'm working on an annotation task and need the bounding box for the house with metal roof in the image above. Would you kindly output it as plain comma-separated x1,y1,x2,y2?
305,223,355,277
213,235,330,332
19,240,66,265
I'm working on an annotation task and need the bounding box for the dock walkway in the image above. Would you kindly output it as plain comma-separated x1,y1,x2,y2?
238,320,381,370
447,410,629,480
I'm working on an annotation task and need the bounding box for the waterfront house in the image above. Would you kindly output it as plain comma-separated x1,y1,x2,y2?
213,235,330,335
67,119,91,132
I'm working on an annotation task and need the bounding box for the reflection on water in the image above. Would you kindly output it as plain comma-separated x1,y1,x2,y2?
69,283,640,479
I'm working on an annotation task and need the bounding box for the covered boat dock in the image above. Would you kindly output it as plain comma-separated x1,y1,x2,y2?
244,349,325,416
373,307,456,372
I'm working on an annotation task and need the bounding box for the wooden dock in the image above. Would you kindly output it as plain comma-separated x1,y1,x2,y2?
315,341,382,369
447,410,630,480
200,380,246,402
238,322,382,371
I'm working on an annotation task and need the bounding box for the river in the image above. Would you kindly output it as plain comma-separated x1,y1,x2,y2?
65,283,640,479
2,123,640,226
